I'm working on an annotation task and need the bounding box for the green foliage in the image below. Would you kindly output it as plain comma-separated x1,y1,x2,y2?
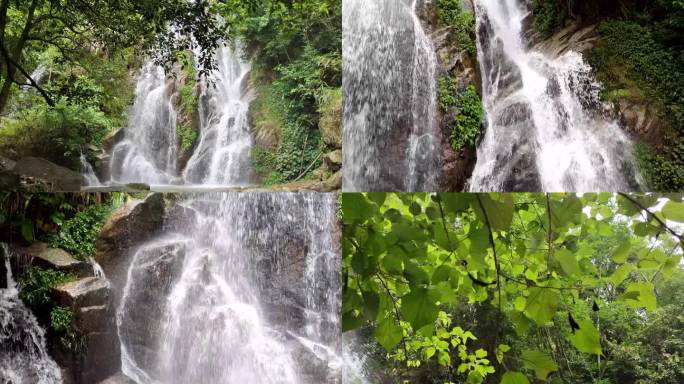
48,203,113,259
178,51,198,113
19,268,76,307
0,101,113,168
436,0,477,56
342,193,683,383
531,0,567,38
634,144,684,191
177,124,198,154
219,1,341,184
438,82,483,152
50,306,84,353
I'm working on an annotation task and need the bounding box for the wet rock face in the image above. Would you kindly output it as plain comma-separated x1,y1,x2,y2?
22,243,91,278
52,277,119,384
117,241,187,378
94,193,165,299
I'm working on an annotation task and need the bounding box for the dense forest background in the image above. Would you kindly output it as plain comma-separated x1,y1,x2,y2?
342,193,684,384
0,0,341,188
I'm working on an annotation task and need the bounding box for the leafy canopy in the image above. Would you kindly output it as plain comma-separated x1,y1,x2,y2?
342,193,683,383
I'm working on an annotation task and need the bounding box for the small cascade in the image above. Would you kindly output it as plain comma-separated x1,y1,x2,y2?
80,153,101,187
469,0,642,192
343,0,439,192
116,193,340,384
22,65,47,91
341,333,372,384
0,244,63,384
108,63,180,185
183,45,253,186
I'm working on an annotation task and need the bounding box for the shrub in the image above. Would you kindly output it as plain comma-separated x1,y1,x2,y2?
177,123,198,153
48,203,113,259
531,0,566,38
50,306,85,353
19,267,76,307
437,0,477,56
439,78,483,152
634,144,684,191
0,101,113,168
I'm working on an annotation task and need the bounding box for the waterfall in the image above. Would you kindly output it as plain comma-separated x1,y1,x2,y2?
469,0,642,192
94,45,253,188
0,244,63,384
80,153,101,187
183,45,253,186
343,0,439,192
108,63,180,185
116,193,341,383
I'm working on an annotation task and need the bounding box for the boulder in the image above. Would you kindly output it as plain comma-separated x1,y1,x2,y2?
94,193,165,297
52,277,120,384
11,157,84,191
24,242,91,277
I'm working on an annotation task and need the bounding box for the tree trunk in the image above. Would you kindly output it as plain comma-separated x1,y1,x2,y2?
0,76,12,113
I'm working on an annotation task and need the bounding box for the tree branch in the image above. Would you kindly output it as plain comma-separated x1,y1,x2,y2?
618,193,683,244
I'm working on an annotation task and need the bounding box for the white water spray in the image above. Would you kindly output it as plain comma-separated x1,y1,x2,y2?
469,0,641,192
343,0,439,191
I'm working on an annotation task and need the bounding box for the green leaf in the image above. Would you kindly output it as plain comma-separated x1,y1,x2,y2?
521,350,558,380
473,194,514,232
554,249,580,276
568,318,602,355
609,263,635,286
361,289,380,321
662,201,684,222
611,242,631,264
620,282,657,310
342,194,371,221
501,372,530,384
366,192,387,207
342,311,364,332
409,202,422,216
524,287,559,325
402,287,439,330
375,316,403,351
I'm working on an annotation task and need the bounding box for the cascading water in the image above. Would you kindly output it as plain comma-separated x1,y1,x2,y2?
343,0,439,192
0,244,62,384
183,45,253,186
96,45,252,187
108,63,179,184
469,0,642,192
80,153,101,187
116,193,341,384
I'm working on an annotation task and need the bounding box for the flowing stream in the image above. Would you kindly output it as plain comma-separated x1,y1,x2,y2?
117,193,341,383
101,45,252,187
0,244,62,384
469,0,641,191
343,0,439,192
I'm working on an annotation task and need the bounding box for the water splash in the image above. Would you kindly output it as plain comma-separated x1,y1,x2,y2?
469,0,642,192
343,0,439,191
116,193,340,384
0,244,63,384
183,45,253,186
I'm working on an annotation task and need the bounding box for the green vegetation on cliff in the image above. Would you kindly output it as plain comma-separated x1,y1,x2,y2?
437,0,477,56
219,0,342,184
439,80,483,152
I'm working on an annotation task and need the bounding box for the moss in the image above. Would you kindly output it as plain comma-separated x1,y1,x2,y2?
436,0,477,56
